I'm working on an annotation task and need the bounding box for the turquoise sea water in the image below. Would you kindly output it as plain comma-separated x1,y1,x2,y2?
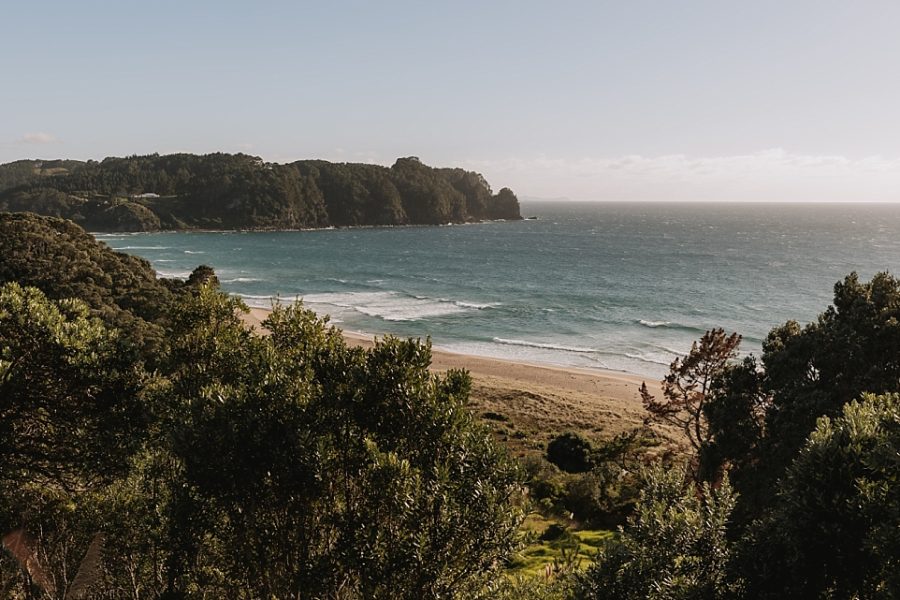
95,202,900,377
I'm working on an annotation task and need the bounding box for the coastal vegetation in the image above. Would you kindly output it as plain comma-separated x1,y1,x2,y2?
1,212,897,598
0,154,522,231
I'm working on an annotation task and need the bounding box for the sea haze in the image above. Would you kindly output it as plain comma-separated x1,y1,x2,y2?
96,202,900,377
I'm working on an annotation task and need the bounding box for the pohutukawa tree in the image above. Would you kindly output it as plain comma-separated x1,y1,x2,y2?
640,328,742,478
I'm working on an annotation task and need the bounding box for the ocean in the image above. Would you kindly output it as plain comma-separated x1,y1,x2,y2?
95,202,900,377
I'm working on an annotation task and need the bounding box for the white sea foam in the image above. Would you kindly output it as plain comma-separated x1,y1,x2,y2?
454,300,501,309
492,337,597,354
222,277,264,283
184,250,205,254
302,290,471,322
638,319,671,328
112,245,171,250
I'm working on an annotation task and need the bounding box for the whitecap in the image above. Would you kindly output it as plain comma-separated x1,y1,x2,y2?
454,301,502,309
112,245,171,250
302,290,471,322
637,319,671,328
492,337,597,354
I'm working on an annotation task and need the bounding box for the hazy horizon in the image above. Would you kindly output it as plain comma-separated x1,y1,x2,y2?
3,1,899,202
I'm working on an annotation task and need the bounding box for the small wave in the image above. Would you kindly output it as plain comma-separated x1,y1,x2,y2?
302,290,471,322
638,319,671,328
112,245,171,250
455,301,502,309
222,277,264,283
184,250,205,254
654,344,689,356
492,337,597,354
624,351,673,366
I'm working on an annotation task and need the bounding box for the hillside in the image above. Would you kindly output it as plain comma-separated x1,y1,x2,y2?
0,153,521,231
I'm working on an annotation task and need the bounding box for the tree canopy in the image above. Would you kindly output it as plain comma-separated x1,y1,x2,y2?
0,153,522,231
0,216,524,598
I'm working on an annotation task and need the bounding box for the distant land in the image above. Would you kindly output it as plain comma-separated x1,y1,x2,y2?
0,153,521,231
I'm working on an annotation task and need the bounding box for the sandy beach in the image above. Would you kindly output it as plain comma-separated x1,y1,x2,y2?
242,307,668,456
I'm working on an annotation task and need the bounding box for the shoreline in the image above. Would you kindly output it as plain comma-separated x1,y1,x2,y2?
90,217,524,237
242,306,665,450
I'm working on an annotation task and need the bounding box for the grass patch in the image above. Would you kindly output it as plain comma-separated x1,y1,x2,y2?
507,513,615,578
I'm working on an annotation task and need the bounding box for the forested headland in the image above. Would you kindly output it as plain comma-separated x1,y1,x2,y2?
0,212,897,598
0,154,521,231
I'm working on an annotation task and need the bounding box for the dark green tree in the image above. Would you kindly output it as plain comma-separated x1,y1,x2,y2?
156,286,524,598
740,393,900,599
0,283,148,491
0,212,178,356
0,284,150,599
547,432,595,473
0,153,521,231
703,272,900,522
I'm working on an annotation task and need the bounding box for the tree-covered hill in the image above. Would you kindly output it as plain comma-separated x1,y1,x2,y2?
0,159,84,193
0,153,521,231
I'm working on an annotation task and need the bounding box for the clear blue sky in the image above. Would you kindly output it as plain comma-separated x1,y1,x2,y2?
3,0,900,201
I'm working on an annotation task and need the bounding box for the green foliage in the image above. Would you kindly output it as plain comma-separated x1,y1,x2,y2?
547,432,595,473
576,465,741,600
0,159,83,193
0,218,525,597
528,431,646,528
0,212,178,356
761,272,900,473
740,393,900,599
484,573,578,600
0,283,149,491
0,284,152,598
0,153,522,230
702,272,900,524
650,271,900,598
150,288,525,598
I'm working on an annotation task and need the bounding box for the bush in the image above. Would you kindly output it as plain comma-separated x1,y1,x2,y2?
576,465,741,599
547,432,595,473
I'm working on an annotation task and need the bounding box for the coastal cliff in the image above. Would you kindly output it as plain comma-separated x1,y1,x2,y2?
0,154,521,231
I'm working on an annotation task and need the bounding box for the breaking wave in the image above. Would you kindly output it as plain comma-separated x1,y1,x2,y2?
492,337,597,354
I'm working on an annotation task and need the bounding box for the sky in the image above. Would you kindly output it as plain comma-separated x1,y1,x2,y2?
2,0,900,202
